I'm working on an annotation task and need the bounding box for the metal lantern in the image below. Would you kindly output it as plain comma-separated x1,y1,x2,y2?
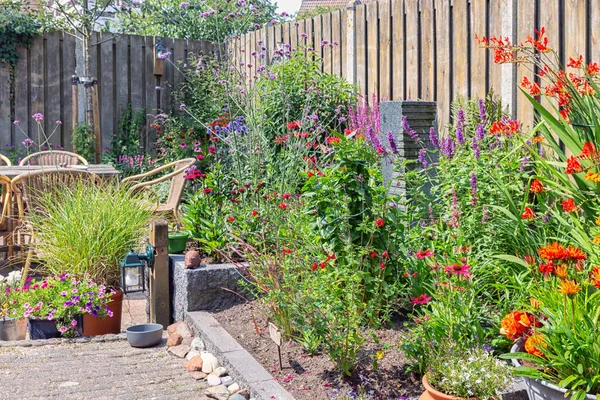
120,244,155,294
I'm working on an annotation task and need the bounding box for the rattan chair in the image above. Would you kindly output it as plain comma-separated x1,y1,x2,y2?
0,175,13,257
19,150,88,166
0,154,12,166
12,169,102,283
121,158,196,223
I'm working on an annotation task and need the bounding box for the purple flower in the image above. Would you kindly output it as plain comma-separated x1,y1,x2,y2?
475,122,485,141
32,113,44,122
519,156,530,171
179,143,187,149
470,172,477,206
401,116,420,143
300,32,308,39
157,51,171,60
478,98,486,121
179,1,190,8
155,86,162,91
70,319,78,327
429,127,439,148
387,131,398,154
471,137,480,160
440,136,455,158
179,103,186,111
418,148,428,167
482,205,489,224
22,138,34,148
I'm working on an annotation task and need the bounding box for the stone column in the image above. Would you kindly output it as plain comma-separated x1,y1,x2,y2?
380,100,438,198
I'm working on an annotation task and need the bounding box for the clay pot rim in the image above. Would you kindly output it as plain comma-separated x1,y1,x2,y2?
422,375,475,400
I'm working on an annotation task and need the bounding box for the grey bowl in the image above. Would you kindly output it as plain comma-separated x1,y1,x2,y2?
126,323,164,348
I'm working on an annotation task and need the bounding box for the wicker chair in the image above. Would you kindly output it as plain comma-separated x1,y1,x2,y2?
12,169,102,283
0,175,13,257
0,154,12,166
19,150,88,166
121,158,196,223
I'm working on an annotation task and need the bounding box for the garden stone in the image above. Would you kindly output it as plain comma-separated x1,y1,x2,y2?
191,337,205,352
184,250,202,269
220,376,233,386
181,336,193,347
167,321,193,338
184,356,204,372
186,350,201,360
205,385,229,400
236,390,249,399
207,374,221,386
189,371,208,380
167,344,190,358
201,352,219,373
227,383,240,394
228,394,246,400
167,332,183,347
209,367,227,377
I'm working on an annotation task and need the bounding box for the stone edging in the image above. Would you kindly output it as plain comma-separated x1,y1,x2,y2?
185,311,295,400
0,332,127,347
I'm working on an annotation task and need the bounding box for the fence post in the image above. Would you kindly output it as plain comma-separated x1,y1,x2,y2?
149,219,170,328
345,1,358,84
500,0,516,117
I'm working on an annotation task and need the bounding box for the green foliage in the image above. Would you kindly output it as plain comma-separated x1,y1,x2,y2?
29,181,154,289
72,122,95,162
110,103,146,157
0,6,39,70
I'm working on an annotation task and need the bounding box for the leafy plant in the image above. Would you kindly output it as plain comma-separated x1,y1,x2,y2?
72,122,95,161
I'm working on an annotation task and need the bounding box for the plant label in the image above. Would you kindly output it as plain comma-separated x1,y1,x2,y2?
269,322,282,346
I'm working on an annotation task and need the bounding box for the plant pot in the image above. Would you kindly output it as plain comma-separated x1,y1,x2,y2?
28,316,84,340
510,343,597,400
168,232,189,254
82,289,123,336
420,375,472,400
0,318,27,341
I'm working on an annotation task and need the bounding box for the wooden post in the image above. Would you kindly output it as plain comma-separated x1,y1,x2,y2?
149,219,170,328
91,81,102,163
71,76,79,151
345,1,358,84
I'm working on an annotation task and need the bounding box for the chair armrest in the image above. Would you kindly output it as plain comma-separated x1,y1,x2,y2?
129,165,190,193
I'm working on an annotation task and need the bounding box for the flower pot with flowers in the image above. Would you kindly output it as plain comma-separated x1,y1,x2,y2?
0,271,26,340
9,274,114,339
419,340,513,400
499,242,599,400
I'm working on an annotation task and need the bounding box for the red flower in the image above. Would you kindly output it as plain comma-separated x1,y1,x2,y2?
588,62,600,76
251,209,258,217
530,179,544,194
444,263,471,276
287,121,301,130
307,171,314,178
382,250,389,258
411,294,432,305
562,198,576,213
580,142,596,158
278,202,287,210
370,251,378,258
203,188,213,194
414,249,434,259
196,154,205,160
521,206,535,220
538,262,554,276
344,129,354,136
311,262,317,271
282,248,291,255
565,156,582,174
208,146,216,154
281,193,292,199
375,218,385,227
525,28,551,52
567,55,583,68
227,216,235,223
326,136,341,145
275,135,290,145
380,262,386,269
489,119,520,136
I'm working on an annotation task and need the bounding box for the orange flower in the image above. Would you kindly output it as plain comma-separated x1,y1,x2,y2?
525,28,551,52
538,242,567,262
566,156,583,174
521,76,541,96
580,142,596,158
561,198,576,213
567,55,584,68
591,267,600,289
588,62,600,76
500,311,529,340
530,179,544,194
554,265,569,279
565,245,587,261
532,135,545,144
530,298,541,310
525,334,546,357
558,280,581,296
584,170,600,183
490,119,521,136
521,206,535,220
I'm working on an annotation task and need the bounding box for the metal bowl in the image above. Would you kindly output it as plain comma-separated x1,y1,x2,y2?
126,323,163,348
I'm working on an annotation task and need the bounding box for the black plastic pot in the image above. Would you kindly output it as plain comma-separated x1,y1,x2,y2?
28,316,84,340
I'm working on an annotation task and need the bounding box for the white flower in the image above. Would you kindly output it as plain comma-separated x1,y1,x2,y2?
0,274,4,283
6,271,21,286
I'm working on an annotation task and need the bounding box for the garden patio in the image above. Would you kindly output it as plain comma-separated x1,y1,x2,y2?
1,0,600,399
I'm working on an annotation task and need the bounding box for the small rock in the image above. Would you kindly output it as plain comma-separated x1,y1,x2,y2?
210,367,227,377
227,383,240,394
201,352,219,373
182,336,193,347
167,332,183,347
167,344,190,358
228,395,246,400
189,371,208,380
191,337,205,352
205,385,229,400
176,322,194,339
236,390,250,399
207,375,221,386
185,250,202,269
184,356,204,372
167,321,183,334
186,350,201,360
220,376,233,386
58,381,80,388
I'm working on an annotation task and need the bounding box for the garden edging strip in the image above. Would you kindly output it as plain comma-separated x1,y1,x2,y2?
185,310,295,400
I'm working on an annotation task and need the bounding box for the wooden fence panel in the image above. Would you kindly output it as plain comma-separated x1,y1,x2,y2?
420,0,435,101
487,0,503,98
314,15,324,72
378,0,391,100
341,8,348,81
564,0,587,62
129,36,145,112
0,67,11,147
434,0,450,127
13,46,29,144
322,13,333,74
391,0,405,100
452,0,469,99
470,0,487,100
516,0,536,129
539,0,560,111
116,35,130,129
30,36,44,138
332,10,343,77
46,32,62,148
405,0,419,99
356,5,367,95
367,1,379,98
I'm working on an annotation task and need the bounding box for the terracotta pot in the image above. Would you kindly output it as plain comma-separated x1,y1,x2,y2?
419,375,471,400
0,318,26,340
82,290,123,336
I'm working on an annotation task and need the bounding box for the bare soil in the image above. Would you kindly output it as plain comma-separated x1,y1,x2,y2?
212,302,424,400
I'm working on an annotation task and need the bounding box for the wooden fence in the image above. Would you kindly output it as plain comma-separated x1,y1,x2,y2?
228,0,599,130
0,32,215,152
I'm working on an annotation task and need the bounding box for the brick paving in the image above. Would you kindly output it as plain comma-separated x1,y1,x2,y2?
0,337,211,400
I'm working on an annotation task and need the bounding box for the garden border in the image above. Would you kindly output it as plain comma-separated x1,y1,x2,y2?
185,310,295,400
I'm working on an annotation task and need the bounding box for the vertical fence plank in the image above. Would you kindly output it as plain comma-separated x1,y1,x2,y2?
130,36,145,113
290,21,299,52
173,39,186,100
487,0,503,97
145,36,157,151
392,0,405,100
0,67,10,148
115,35,130,134
516,0,535,129
322,13,333,74
452,0,469,99
366,1,379,98
13,45,29,143
592,1,600,61
161,37,174,112
420,0,435,100
30,36,45,139
564,0,587,61
471,0,487,100
435,0,450,128
46,32,62,148
313,15,323,71
331,10,342,77
100,34,115,151
405,0,419,99
539,0,560,111
356,4,367,95
378,0,391,100
341,8,349,81
62,33,76,150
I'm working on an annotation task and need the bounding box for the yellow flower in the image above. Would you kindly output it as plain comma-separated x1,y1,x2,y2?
596,215,600,226
376,350,384,360
555,265,569,279
558,280,581,297
594,236,600,245
585,170,600,183
525,334,546,357
530,298,541,310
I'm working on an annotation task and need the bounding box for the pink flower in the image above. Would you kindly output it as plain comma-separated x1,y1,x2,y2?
56,120,62,125
13,120,19,125
444,263,471,276
59,326,68,334
414,249,434,259
70,320,78,327
208,146,216,154
32,113,44,122
411,294,432,305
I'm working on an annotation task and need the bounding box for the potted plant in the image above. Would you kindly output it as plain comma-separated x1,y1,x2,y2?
168,229,189,254
27,182,154,335
10,274,113,339
420,340,513,400
0,271,26,340
500,242,599,400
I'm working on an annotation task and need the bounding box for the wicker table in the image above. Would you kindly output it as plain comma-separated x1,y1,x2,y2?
0,164,121,179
